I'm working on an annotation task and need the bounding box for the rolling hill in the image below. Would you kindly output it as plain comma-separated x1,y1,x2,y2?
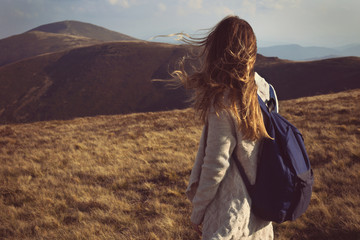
1,39,360,124
255,56,360,100
1,21,360,124
0,20,138,67
0,89,359,239
0,41,190,124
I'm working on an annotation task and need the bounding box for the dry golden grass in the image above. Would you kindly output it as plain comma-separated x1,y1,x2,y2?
0,89,359,239
0,109,201,239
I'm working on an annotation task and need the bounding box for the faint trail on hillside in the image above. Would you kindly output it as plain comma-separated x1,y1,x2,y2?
13,76,53,119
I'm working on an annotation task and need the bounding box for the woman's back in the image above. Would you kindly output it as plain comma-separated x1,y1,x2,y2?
186,72,276,239
177,16,276,239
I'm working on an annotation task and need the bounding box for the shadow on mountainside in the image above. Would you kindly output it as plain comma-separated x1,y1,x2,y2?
0,40,360,124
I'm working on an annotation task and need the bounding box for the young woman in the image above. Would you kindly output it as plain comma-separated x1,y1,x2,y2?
173,16,277,239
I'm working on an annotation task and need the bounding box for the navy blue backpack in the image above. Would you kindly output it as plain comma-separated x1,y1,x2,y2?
233,86,314,223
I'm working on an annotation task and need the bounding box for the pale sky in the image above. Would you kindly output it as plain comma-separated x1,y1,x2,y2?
0,0,359,47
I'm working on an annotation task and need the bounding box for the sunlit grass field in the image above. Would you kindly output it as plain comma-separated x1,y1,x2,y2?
0,89,359,239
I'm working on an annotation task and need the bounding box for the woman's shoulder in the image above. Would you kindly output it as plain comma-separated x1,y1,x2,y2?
208,105,233,124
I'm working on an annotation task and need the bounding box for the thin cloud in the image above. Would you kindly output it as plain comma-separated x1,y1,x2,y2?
108,0,118,5
158,3,167,12
258,0,301,11
0,0,359,47
176,0,204,16
187,0,203,9
215,6,235,16
107,0,130,8
240,0,257,16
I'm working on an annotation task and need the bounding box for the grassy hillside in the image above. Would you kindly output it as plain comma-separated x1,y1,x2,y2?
0,41,190,124
255,56,360,100
0,89,359,239
1,39,360,125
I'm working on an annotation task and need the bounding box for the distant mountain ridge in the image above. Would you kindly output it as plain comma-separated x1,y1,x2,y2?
27,20,137,42
0,20,138,67
258,44,360,61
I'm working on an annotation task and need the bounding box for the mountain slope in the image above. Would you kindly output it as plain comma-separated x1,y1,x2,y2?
1,40,360,124
0,41,189,124
0,31,101,67
27,20,137,42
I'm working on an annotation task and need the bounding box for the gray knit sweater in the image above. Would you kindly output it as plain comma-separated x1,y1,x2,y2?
185,73,276,240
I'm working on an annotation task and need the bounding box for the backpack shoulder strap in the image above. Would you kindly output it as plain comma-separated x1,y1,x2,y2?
233,95,271,196
268,84,278,113
230,110,257,196
232,149,254,195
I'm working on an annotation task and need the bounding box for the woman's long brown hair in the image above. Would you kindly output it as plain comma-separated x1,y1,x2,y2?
172,15,269,141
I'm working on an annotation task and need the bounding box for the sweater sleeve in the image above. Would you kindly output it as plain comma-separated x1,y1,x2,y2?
190,109,236,224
